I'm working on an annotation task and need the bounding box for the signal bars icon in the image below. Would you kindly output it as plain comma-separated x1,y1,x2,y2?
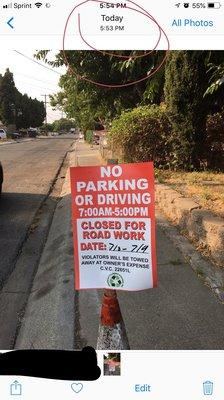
3,2,12,7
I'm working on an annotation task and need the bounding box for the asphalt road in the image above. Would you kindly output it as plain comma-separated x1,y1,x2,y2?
0,138,74,287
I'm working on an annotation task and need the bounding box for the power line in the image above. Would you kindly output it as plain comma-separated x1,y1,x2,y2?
15,79,57,93
13,51,65,124
14,51,62,76
15,72,59,88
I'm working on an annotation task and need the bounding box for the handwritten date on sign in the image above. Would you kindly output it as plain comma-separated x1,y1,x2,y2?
80,242,149,252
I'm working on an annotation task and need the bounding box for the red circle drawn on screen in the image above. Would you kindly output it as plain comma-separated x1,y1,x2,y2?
62,0,170,88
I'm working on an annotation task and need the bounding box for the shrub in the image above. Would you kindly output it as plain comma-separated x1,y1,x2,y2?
108,105,172,167
108,105,224,172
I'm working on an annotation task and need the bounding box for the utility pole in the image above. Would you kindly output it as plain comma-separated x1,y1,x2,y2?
41,94,50,124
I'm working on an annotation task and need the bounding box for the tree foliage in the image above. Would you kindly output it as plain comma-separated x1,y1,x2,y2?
0,69,46,129
0,69,17,125
41,118,76,133
164,51,209,169
52,118,75,133
36,50,166,131
36,50,224,171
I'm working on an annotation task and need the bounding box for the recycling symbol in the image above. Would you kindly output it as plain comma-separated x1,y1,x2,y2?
107,273,124,288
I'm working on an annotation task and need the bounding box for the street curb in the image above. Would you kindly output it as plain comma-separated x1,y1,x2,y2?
156,184,224,267
0,139,34,146
156,211,224,303
156,184,224,301
15,143,77,349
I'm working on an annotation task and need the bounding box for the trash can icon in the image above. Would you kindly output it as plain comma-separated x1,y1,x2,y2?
203,381,213,395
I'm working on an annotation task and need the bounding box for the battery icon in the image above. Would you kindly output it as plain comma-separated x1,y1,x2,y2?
208,2,221,7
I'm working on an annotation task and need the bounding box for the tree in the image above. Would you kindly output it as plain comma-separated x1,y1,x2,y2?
164,51,209,170
15,94,46,129
52,118,75,133
0,69,17,125
28,98,46,127
0,69,46,129
40,123,54,132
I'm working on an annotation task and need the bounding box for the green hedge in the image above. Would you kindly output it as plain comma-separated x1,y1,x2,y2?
108,105,224,171
108,105,173,167
85,130,93,144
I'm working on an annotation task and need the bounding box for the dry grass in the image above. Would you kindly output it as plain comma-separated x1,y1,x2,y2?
155,170,224,218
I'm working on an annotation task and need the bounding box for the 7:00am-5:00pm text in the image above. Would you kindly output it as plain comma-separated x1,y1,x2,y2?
78,206,149,217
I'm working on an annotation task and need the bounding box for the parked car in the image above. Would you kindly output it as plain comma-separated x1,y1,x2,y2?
0,162,3,196
27,128,38,138
0,129,7,139
11,132,21,139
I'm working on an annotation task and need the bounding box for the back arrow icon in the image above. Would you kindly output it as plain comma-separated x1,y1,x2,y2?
7,17,14,29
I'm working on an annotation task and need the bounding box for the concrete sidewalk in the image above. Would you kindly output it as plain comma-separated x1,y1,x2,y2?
16,140,224,350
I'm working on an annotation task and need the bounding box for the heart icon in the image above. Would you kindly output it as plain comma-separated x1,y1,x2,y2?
71,383,83,393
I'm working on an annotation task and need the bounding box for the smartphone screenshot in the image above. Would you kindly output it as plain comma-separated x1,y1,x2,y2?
0,0,223,398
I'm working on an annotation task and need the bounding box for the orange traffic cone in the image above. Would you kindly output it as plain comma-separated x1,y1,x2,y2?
97,289,130,350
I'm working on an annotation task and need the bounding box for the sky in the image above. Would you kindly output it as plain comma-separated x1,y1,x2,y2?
0,50,66,123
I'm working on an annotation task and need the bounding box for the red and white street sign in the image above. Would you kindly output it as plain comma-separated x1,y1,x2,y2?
70,162,157,291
